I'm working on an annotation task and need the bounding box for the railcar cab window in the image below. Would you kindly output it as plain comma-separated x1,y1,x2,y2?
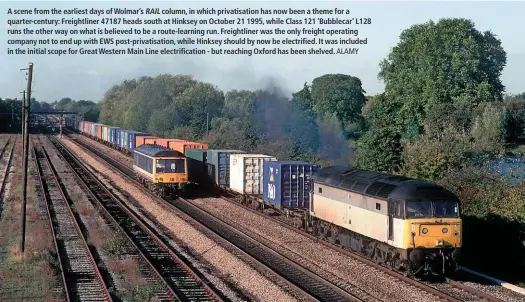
406,200,459,218
155,159,185,173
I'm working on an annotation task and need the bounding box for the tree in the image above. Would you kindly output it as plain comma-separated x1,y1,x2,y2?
309,74,366,136
353,94,403,172
379,18,507,133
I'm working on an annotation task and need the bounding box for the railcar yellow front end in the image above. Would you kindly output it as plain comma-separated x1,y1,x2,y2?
151,157,188,184
133,144,189,197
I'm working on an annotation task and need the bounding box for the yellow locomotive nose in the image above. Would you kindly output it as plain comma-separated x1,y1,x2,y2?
412,219,461,248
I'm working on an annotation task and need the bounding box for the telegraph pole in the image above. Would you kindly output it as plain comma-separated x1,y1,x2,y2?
20,62,33,253
20,91,25,155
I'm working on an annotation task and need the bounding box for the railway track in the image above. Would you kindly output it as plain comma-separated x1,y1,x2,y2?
31,136,112,302
47,135,225,302
0,136,16,216
65,131,519,302
63,134,379,301
220,195,509,302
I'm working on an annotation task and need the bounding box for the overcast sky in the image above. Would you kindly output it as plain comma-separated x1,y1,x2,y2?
1,1,524,102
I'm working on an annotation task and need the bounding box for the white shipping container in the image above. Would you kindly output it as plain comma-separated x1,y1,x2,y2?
229,154,277,195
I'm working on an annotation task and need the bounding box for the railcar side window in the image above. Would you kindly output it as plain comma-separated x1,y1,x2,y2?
376,203,381,210
318,187,322,193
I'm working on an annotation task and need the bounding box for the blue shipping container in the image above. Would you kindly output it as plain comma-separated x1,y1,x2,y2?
127,131,151,151
115,129,122,147
206,149,246,186
263,161,320,209
109,127,120,146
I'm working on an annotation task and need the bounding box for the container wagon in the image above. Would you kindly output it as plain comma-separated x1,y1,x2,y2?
123,131,151,153
229,154,277,210
136,136,160,149
206,149,246,187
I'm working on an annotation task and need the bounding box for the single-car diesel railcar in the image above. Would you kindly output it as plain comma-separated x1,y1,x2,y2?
133,144,189,197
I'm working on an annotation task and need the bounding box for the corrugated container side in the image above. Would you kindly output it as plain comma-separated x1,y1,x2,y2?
186,149,208,184
169,141,208,155
229,154,277,195
207,150,246,186
109,127,120,146
102,126,107,142
152,138,184,149
262,161,320,209
129,133,151,151
115,129,122,146
97,125,103,139
136,136,159,148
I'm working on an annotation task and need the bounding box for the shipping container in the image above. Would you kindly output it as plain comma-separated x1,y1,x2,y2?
109,127,120,146
102,126,109,142
138,136,161,148
115,129,123,147
186,149,209,184
97,125,103,140
169,141,208,155
150,138,184,149
229,154,277,195
206,149,246,186
126,131,151,151
117,129,126,149
262,161,320,209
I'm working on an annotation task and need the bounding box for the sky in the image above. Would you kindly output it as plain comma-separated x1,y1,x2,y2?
1,1,524,103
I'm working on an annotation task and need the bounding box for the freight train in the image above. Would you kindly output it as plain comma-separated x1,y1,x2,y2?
64,117,462,276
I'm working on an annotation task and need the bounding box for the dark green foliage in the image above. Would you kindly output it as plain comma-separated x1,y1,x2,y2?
0,99,23,133
309,74,366,135
53,97,99,122
379,18,507,131
353,94,403,172
0,98,58,132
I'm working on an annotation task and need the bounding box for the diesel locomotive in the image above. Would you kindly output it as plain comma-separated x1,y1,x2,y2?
309,166,461,276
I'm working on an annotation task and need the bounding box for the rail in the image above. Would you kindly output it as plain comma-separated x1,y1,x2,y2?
62,133,367,301
49,135,224,302
66,129,517,302
32,135,112,302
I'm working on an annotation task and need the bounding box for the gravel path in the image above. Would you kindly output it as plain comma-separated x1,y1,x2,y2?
59,135,300,302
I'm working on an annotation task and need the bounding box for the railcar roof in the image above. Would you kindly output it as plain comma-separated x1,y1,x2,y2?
135,144,185,157
312,165,458,201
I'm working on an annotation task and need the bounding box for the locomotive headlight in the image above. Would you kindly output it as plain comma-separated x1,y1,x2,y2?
422,228,428,234
442,227,448,234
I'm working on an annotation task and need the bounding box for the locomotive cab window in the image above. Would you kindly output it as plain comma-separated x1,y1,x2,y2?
375,203,381,210
406,199,459,218
388,199,405,218
318,187,322,193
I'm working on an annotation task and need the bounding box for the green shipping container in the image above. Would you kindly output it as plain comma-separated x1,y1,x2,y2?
186,149,208,185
